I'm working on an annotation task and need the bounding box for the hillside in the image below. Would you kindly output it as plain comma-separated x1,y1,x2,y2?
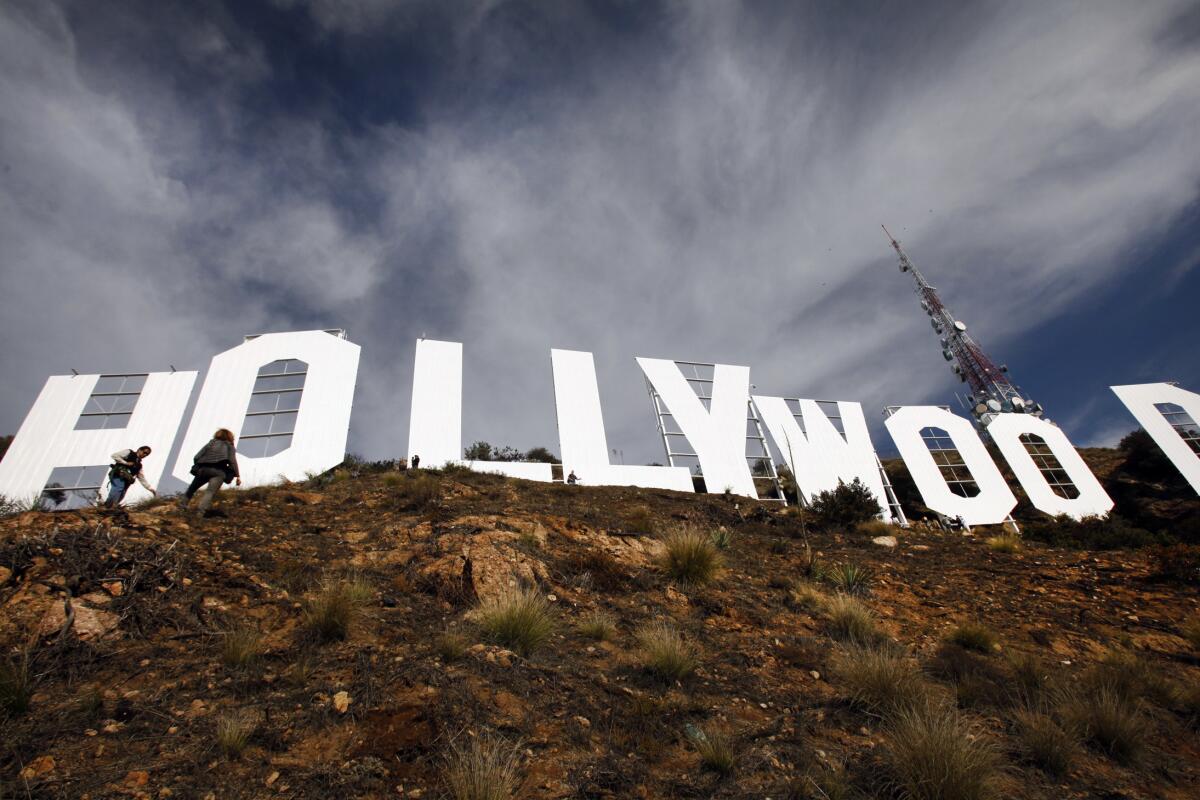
1,459,1199,799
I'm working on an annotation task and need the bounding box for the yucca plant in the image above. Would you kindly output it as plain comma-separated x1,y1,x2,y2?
827,562,874,596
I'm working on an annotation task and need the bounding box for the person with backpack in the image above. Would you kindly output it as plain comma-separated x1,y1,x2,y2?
177,428,241,515
103,446,157,508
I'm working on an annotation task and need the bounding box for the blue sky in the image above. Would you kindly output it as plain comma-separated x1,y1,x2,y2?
1,0,1198,463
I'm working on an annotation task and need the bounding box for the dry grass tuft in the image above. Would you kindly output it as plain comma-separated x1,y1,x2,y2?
637,620,699,682
832,643,926,716
577,611,617,642
659,527,724,587
946,622,998,654
1013,708,1077,778
824,593,883,646
856,518,896,537
0,651,32,717
788,579,826,613
1006,651,1051,705
1062,686,1149,765
436,631,470,663
215,711,257,759
444,731,522,800
477,586,556,657
399,473,442,511
221,626,263,669
304,575,373,642
884,699,999,800
985,534,1022,554
692,726,736,775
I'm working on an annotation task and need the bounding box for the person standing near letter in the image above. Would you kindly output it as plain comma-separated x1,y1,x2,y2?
410,454,420,470
104,446,156,507
178,428,241,515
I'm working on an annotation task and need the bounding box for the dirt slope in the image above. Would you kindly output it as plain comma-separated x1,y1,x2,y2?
1,466,1198,799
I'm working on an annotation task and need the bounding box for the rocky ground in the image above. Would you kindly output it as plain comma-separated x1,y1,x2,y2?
1,464,1198,799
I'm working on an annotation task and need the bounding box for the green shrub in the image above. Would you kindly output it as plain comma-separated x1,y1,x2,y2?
477,586,555,657
832,644,926,716
1013,708,1077,778
884,699,999,800
808,479,882,530
827,561,874,596
1151,544,1200,584
444,731,522,800
397,474,442,511
659,528,724,587
710,528,733,550
947,623,997,654
577,611,617,642
1020,513,1164,550
637,621,698,682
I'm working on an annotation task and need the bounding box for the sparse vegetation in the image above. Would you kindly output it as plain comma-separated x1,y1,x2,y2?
710,527,733,550
788,579,825,612
398,473,442,511
1063,686,1148,764
626,506,656,534
436,631,470,662
476,586,556,657
884,699,999,800
303,575,373,642
824,593,882,645
637,620,698,682
659,527,724,587
443,730,522,800
986,534,1022,553
1013,708,1077,778
856,518,896,538
1021,513,1164,551
827,561,874,596
0,651,32,717
215,711,257,759
832,643,926,716
947,622,997,654
691,726,736,775
577,610,617,642
220,626,263,669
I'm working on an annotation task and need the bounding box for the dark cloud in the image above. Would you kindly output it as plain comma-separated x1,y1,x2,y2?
2,0,1199,465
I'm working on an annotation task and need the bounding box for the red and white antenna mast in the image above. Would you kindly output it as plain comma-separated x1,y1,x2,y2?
882,225,1044,427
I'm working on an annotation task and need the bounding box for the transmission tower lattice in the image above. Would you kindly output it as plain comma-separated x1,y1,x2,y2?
882,226,1044,428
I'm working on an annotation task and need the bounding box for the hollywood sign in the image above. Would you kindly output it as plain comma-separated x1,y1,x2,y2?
1,330,1198,527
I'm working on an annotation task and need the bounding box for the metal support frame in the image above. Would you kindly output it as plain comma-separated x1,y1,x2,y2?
645,361,786,504
1017,433,1081,500
1155,402,1200,456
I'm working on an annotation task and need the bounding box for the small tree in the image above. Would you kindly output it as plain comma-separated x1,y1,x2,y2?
808,478,881,530
464,441,494,461
523,447,558,463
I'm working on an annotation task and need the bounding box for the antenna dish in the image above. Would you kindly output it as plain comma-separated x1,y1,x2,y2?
930,319,942,333
1011,397,1026,410
942,349,954,361
954,320,967,332
986,399,1001,412
975,403,988,415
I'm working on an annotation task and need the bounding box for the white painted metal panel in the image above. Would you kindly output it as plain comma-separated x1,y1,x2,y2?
986,414,1113,519
407,338,552,482
1111,383,1200,496
754,396,892,520
408,339,464,468
637,357,757,497
884,406,1016,525
551,349,692,491
172,331,359,488
0,371,197,504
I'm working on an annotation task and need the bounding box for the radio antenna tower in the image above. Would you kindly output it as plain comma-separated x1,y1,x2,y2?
882,225,1044,428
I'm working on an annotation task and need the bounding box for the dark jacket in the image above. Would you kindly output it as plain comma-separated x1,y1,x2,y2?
193,439,240,482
